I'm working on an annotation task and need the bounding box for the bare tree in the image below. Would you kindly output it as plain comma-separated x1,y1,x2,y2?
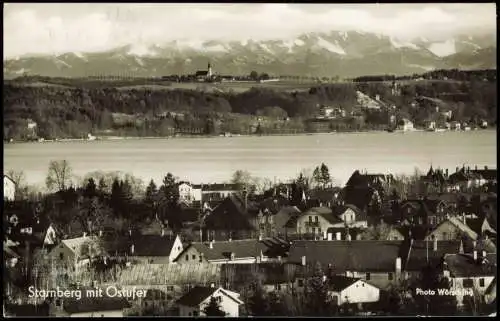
6,169,26,199
45,160,73,192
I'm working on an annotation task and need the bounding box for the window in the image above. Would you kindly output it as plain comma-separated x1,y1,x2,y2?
276,284,281,291
312,228,316,234
309,216,312,223
199,256,203,263
479,278,485,287
463,279,473,288
388,273,394,280
193,311,199,316
298,279,304,287
185,255,189,261
59,253,64,260
192,255,196,260
366,273,371,280
167,286,174,291
442,232,447,240
216,296,222,303
315,216,318,223
188,312,192,316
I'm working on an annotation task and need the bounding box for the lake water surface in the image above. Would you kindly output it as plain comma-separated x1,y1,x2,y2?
3,130,497,188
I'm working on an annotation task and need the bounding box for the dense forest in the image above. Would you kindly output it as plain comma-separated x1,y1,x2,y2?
3,69,497,140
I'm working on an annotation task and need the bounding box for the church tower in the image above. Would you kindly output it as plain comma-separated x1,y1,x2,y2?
207,62,212,78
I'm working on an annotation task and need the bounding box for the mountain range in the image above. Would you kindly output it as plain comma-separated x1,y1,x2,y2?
3,30,496,79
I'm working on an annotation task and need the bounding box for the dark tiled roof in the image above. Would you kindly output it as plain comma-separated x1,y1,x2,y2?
195,71,209,77
404,240,461,272
341,186,376,211
466,218,485,235
444,253,497,278
345,171,387,188
471,169,497,181
328,275,360,292
203,195,258,231
105,234,178,257
198,183,242,192
259,195,290,214
288,240,404,272
130,235,178,257
273,206,301,229
177,238,288,261
176,286,217,307
63,287,131,314
221,263,293,286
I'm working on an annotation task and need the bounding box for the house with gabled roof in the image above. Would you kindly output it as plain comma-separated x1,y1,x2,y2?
201,195,259,241
113,234,184,264
287,240,405,290
49,234,103,270
332,204,368,228
466,217,496,240
271,206,301,238
327,275,381,306
400,198,448,228
176,285,243,317
174,237,288,265
443,252,497,306
293,207,344,239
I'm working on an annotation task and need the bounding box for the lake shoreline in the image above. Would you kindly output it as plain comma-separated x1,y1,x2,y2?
3,128,494,144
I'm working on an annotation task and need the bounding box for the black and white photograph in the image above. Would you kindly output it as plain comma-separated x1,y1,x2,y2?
3,2,497,317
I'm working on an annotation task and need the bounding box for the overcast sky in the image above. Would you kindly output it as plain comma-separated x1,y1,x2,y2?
3,3,496,58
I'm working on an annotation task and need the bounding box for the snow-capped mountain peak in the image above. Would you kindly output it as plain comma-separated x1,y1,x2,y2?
428,39,456,57
390,37,419,50
316,37,346,55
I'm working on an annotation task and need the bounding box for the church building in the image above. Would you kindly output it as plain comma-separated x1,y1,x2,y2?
195,62,213,82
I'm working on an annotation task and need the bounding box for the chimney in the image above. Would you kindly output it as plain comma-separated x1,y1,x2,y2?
336,232,341,240
456,166,459,173
327,233,333,241
129,229,132,236
463,213,466,224
485,166,488,170
130,244,135,255
99,230,103,237
210,283,215,288
445,169,449,177
322,275,327,283
482,250,486,259
83,232,87,238
473,250,478,262
161,228,165,237
395,257,402,275
475,165,478,171
459,240,464,254
209,240,214,249
301,255,306,266
433,238,438,252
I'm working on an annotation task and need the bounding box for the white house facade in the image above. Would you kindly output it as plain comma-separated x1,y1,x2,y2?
4,175,16,201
